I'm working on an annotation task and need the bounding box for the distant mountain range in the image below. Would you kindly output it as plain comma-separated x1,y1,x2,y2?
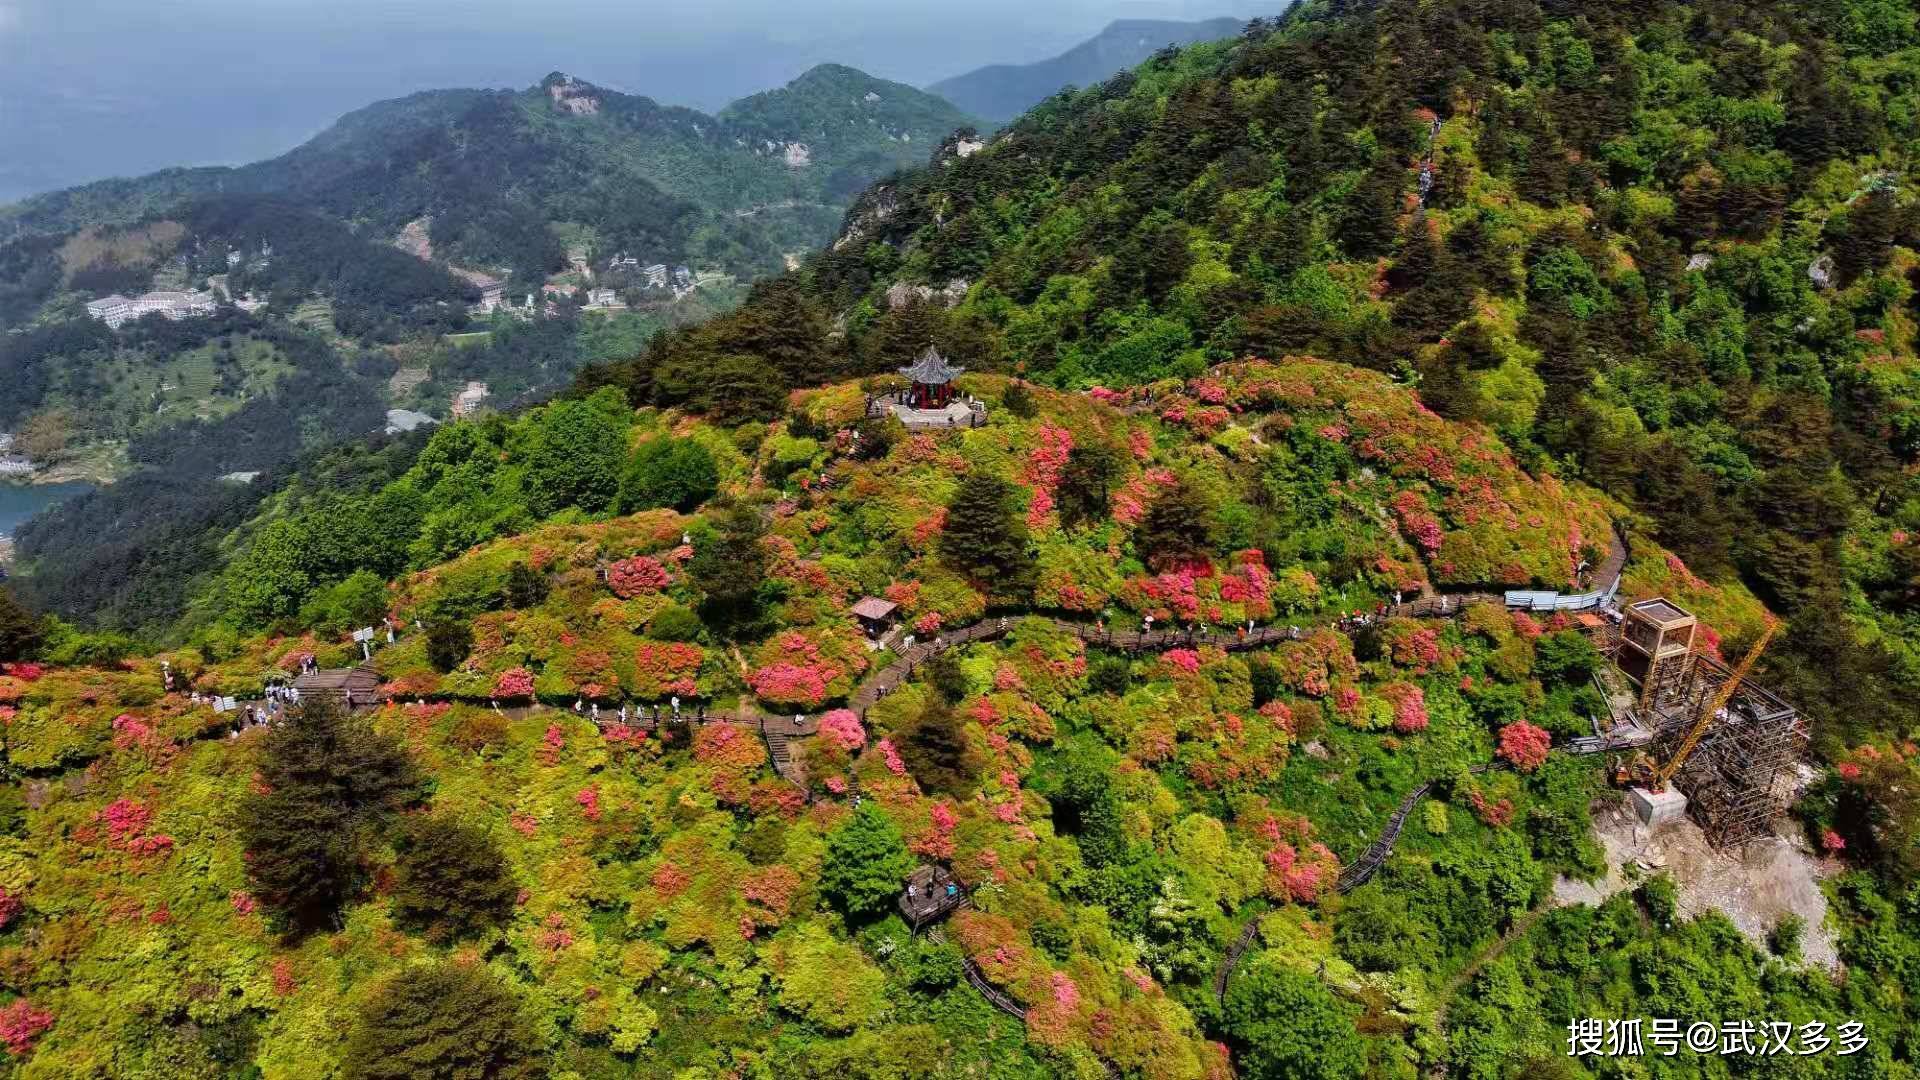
928,16,1248,120
0,65,979,283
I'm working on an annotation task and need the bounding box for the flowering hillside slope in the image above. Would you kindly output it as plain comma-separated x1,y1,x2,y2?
2,357,1886,1080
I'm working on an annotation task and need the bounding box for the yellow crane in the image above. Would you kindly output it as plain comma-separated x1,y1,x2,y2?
1616,619,1777,793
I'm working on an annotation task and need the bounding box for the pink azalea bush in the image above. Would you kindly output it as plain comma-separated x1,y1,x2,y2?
1161,648,1202,674
630,642,703,698
748,664,833,708
0,999,53,1055
817,709,866,753
747,630,860,709
494,667,535,699
1383,683,1429,733
1498,720,1552,772
607,555,671,598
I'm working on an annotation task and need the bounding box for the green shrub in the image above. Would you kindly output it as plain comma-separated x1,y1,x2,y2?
619,436,720,513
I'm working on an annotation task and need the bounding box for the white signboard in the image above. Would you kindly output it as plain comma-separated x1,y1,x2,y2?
352,627,376,643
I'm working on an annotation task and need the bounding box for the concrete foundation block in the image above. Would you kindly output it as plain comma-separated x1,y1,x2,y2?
1629,786,1689,829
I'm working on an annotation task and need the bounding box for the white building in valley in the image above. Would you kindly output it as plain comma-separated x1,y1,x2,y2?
451,381,491,417
85,295,133,326
85,289,218,329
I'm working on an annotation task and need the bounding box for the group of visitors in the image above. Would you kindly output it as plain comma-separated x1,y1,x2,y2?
538,696,706,727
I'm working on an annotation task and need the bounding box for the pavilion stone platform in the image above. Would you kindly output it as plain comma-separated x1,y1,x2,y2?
869,346,988,429
886,400,981,426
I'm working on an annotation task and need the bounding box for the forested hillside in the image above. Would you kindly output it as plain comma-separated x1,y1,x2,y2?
587,0,1920,765
0,63,971,600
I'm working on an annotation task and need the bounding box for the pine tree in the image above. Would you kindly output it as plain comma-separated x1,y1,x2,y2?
238,698,422,932
1134,476,1218,570
938,470,1035,597
690,502,771,639
391,815,517,940
0,589,44,664
502,562,549,609
425,621,474,673
1056,444,1121,530
342,963,541,1080
897,697,981,798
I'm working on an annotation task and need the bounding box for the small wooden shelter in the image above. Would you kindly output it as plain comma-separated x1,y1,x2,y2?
851,596,900,638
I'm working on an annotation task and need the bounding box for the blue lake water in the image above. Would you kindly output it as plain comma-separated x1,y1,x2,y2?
0,482,94,538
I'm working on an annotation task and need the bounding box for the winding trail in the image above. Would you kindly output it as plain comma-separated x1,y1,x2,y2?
1431,900,1553,1039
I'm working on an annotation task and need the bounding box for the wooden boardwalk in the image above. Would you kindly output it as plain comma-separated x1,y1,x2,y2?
1214,762,1508,1002
962,957,1027,1020
1212,908,1267,1002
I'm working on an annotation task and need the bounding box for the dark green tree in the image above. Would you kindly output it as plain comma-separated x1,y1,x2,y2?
1221,963,1366,1080
341,963,541,1080
522,390,628,518
709,277,833,388
821,803,914,920
1001,381,1037,419
619,437,719,513
1533,631,1602,686
426,621,474,674
646,604,704,642
896,697,982,798
923,651,969,705
1056,444,1122,531
1045,741,1128,868
1338,163,1404,260
689,502,771,639
391,815,517,940
238,698,422,932
1135,476,1217,570
938,470,1034,597
651,350,786,425
0,588,45,663
503,562,548,609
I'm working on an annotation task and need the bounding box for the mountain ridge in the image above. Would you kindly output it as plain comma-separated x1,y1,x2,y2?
0,65,979,282
927,15,1248,120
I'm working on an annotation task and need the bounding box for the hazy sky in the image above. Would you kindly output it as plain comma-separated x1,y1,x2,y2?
0,0,1268,201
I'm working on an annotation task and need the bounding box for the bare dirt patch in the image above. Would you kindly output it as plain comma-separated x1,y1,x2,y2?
394,217,434,262
57,220,186,281
388,366,431,401
1554,795,1842,974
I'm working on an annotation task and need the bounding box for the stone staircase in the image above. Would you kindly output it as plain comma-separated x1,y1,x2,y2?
763,729,801,785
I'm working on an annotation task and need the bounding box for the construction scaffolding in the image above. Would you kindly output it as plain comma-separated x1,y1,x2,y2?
1619,599,1698,715
1620,600,1809,846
